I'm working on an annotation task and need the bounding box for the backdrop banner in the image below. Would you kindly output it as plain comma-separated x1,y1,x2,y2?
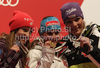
0,0,91,41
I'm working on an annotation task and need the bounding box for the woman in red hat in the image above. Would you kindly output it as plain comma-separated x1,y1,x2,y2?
0,11,34,68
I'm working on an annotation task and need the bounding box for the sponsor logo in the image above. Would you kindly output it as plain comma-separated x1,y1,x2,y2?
24,18,33,22
46,21,59,26
81,52,87,57
68,14,76,18
30,22,33,25
0,49,1,55
0,0,19,7
66,8,77,15
62,60,68,68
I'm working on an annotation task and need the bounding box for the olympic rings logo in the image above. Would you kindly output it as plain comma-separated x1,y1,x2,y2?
0,0,19,7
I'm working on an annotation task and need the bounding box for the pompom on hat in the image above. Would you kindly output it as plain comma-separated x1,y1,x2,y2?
9,11,34,32
60,2,84,24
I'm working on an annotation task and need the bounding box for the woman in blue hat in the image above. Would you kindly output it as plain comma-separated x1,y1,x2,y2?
26,16,68,68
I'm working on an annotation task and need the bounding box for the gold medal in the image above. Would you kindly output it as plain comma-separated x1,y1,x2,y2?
49,41,56,48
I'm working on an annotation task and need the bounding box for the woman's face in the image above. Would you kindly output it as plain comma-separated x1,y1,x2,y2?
65,17,84,38
15,27,32,44
41,29,60,45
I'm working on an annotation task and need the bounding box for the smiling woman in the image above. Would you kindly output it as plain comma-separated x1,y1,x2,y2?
65,17,85,38
0,11,34,68
60,2,100,68
15,27,32,44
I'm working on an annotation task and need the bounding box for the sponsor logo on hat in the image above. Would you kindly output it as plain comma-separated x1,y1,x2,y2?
30,22,33,25
66,8,77,15
24,18,33,22
46,21,59,26
68,14,76,18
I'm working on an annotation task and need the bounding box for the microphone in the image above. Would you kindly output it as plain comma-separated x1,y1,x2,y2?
14,40,29,54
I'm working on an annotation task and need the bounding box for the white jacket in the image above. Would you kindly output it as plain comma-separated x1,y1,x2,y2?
26,45,68,68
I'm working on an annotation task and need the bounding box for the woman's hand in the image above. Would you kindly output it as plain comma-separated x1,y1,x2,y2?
10,44,20,53
78,36,92,53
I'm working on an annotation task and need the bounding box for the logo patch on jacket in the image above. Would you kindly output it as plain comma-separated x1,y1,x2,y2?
62,60,68,68
0,49,2,55
81,52,87,57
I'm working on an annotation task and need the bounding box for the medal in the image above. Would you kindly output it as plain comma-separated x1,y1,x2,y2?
49,41,56,48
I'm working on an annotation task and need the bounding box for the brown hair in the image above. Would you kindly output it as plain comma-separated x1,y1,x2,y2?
0,28,31,67
0,29,18,51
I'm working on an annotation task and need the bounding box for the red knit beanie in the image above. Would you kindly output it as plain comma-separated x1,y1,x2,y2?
9,11,34,32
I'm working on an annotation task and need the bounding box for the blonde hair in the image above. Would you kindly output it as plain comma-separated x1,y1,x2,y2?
83,21,86,29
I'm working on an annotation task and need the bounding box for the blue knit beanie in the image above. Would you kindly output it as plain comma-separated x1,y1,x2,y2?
39,17,61,35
